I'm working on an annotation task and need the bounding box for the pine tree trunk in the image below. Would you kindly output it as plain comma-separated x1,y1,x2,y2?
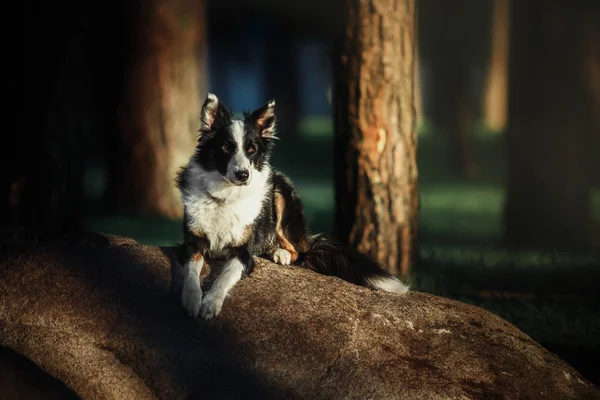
483,0,510,133
333,0,417,277
111,0,207,219
414,20,423,122
417,0,491,178
504,0,596,250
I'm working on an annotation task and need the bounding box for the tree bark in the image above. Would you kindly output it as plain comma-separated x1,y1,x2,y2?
414,19,423,122
2,236,598,400
110,0,207,218
333,0,417,277
483,0,510,132
504,0,596,250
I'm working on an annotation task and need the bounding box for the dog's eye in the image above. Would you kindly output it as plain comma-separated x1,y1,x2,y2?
247,145,256,154
222,143,232,152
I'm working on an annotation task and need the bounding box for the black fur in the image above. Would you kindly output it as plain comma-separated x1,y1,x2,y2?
177,94,404,292
266,172,396,287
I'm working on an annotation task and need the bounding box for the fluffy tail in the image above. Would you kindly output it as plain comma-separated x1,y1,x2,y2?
299,235,410,294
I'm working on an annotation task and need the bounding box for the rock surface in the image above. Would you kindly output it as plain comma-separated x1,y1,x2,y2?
0,234,598,400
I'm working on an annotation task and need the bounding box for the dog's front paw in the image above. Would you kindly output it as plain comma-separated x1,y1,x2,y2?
271,248,292,266
181,282,203,318
200,292,224,320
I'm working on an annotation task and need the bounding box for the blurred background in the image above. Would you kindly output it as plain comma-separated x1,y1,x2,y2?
3,0,600,386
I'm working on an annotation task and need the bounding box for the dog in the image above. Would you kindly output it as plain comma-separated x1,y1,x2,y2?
176,93,409,320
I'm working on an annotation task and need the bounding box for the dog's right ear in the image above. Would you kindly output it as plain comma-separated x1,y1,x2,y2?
247,100,277,139
199,93,232,134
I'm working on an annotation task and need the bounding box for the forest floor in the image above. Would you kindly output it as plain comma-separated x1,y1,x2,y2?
84,116,600,386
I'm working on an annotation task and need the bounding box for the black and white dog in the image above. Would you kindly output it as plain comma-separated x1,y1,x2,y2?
176,93,409,320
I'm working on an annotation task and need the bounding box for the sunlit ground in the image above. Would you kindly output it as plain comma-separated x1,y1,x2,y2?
84,116,600,383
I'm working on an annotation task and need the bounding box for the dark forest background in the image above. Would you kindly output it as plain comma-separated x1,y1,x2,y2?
3,0,600,386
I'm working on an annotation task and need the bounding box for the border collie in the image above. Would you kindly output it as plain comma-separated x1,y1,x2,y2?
176,93,409,320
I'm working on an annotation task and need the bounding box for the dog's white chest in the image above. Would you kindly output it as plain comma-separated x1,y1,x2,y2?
184,192,263,252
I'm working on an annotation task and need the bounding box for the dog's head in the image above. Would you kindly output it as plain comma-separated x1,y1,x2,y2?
193,93,278,186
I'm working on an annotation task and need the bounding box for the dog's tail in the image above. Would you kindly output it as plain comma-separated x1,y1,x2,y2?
299,234,409,294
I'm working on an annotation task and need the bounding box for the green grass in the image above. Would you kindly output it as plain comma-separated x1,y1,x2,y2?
83,115,600,382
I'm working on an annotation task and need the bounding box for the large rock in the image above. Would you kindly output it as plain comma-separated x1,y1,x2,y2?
0,234,598,400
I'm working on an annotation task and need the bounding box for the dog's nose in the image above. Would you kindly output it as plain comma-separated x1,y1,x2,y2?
235,169,249,182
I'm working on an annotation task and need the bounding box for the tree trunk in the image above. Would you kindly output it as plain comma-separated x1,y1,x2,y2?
110,0,207,219
418,0,493,178
420,0,470,174
332,0,417,277
483,0,510,133
414,18,423,122
503,0,596,250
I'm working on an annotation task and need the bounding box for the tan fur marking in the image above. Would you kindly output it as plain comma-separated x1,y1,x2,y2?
297,237,310,253
192,252,203,262
190,227,207,240
273,192,299,262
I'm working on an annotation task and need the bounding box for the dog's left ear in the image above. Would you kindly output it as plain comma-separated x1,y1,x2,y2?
199,93,233,135
248,100,277,139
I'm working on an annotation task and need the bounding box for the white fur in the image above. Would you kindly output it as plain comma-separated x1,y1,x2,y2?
366,276,410,294
181,257,205,317
206,93,218,103
271,248,292,265
200,257,245,320
180,161,271,258
226,120,252,183
230,120,245,145
179,120,270,320
200,93,219,131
